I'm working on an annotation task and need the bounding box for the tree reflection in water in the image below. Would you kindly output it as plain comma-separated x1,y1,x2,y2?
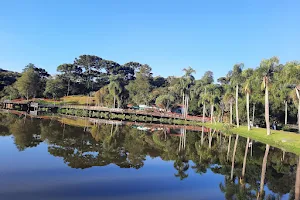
0,112,300,199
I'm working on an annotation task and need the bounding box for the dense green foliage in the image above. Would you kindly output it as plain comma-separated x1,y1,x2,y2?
0,55,299,129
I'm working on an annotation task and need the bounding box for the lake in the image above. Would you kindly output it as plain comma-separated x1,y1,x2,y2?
0,112,299,200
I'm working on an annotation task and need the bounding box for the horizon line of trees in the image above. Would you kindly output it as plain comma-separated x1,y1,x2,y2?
0,55,299,133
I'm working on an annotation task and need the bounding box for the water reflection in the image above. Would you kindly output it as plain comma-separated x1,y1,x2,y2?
0,112,300,199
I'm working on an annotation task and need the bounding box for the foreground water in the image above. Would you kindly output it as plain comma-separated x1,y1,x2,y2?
0,112,299,200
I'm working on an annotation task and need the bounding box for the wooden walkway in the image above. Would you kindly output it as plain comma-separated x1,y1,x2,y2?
1,101,211,122
61,105,211,122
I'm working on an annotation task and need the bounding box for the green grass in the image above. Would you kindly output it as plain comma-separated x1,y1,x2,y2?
32,95,96,105
61,95,95,105
200,122,300,155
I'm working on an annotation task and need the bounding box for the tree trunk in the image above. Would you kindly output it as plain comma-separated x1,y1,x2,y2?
182,93,185,118
208,129,215,149
295,156,300,200
231,135,239,180
236,84,239,127
208,129,212,149
230,101,233,125
211,104,214,124
183,128,186,149
67,79,70,96
201,126,204,146
258,144,270,199
110,124,114,136
113,95,116,108
26,90,29,101
265,85,271,135
203,103,206,123
296,88,300,133
252,103,256,126
179,128,182,151
227,135,231,161
202,87,206,123
186,94,189,118
284,100,288,125
221,105,224,123
246,92,250,130
298,99,300,133
242,137,250,179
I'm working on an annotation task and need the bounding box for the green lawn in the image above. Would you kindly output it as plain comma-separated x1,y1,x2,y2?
33,95,96,105
200,122,300,155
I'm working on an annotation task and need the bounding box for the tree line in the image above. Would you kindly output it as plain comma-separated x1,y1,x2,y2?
0,55,299,131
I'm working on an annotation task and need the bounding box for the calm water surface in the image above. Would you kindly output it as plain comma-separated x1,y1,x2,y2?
0,112,299,200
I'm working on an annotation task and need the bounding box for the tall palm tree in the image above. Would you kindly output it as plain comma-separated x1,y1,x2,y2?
280,62,300,126
241,137,250,181
262,76,271,135
259,57,279,135
224,86,235,125
179,67,196,118
235,84,239,127
227,135,232,161
293,85,300,133
208,129,216,149
231,134,239,180
207,84,222,124
257,144,270,199
230,63,244,127
199,87,209,123
243,80,252,130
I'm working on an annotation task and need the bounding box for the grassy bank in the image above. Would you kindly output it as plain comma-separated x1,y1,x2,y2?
201,122,300,155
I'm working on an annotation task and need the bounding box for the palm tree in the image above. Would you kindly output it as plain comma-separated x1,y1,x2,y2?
280,61,300,126
230,63,244,127
208,128,216,149
224,87,235,125
231,134,239,180
257,144,270,199
227,135,232,161
199,87,209,123
262,76,271,135
241,137,250,181
180,67,196,118
243,80,252,130
293,85,300,133
235,84,239,127
259,57,279,135
207,84,222,124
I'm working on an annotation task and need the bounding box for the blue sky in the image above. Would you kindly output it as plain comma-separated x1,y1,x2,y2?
0,0,299,80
